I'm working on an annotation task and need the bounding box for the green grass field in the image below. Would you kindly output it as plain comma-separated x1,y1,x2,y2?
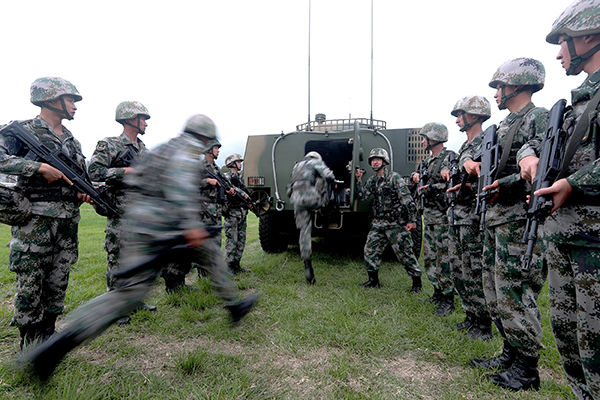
0,205,575,399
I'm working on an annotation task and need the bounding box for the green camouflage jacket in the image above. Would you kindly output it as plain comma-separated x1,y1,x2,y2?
0,116,84,218
414,148,455,224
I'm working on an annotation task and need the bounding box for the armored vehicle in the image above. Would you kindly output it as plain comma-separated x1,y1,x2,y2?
243,115,427,254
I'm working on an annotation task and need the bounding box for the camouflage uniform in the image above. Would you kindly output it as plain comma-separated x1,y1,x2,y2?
357,160,421,279
287,153,334,261
200,157,224,247
0,77,84,348
19,115,257,380
88,132,146,290
517,4,600,398
223,167,248,267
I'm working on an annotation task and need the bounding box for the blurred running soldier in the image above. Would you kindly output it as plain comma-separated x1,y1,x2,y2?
355,148,422,292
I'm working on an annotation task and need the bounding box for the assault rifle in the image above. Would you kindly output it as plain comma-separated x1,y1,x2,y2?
112,147,138,168
447,152,459,228
521,99,568,270
416,159,428,213
0,121,118,217
205,169,261,216
474,124,499,232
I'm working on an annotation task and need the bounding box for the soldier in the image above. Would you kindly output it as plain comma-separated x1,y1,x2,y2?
410,123,455,316
355,148,422,292
223,153,251,274
0,77,91,349
518,2,600,398
465,58,548,391
20,114,258,380
444,96,493,340
88,101,156,324
287,151,334,284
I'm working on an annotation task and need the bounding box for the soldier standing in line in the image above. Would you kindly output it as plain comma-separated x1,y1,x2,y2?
0,77,92,349
465,58,548,391
355,148,422,292
287,151,334,284
410,123,455,316
20,114,258,380
88,101,156,324
223,153,251,274
443,96,493,340
519,2,600,397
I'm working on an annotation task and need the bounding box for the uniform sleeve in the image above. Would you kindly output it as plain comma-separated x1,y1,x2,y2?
356,176,373,200
394,175,417,223
566,158,600,197
0,127,42,177
88,140,126,183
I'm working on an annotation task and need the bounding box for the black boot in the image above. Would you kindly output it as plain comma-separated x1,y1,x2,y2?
409,276,422,294
19,325,40,350
304,259,316,285
434,294,455,316
470,340,517,370
226,293,258,324
421,287,442,304
19,329,81,381
359,270,381,288
465,317,493,341
230,260,250,275
39,315,58,342
489,353,540,391
455,312,475,331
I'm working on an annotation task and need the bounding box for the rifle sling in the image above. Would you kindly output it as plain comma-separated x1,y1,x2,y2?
558,88,600,179
497,103,534,177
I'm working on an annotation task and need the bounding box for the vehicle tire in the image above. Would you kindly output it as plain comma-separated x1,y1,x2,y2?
411,214,423,259
259,212,288,253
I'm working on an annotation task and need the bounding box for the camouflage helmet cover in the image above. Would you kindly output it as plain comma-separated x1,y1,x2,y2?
451,96,491,121
368,147,390,164
546,0,600,44
305,151,322,161
418,122,448,143
225,153,243,166
115,101,151,122
30,77,82,106
489,58,545,92
183,114,217,139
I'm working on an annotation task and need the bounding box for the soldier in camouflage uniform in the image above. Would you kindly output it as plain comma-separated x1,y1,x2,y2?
443,96,493,341
88,101,156,324
0,77,91,349
223,153,251,274
20,114,258,380
410,123,455,316
355,148,422,292
466,58,548,391
518,2,600,398
287,151,334,284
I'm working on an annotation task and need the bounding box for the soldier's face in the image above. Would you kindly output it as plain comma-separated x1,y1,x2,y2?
213,146,220,158
455,111,465,129
48,95,77,119
370,157,383,169
557,36,572,72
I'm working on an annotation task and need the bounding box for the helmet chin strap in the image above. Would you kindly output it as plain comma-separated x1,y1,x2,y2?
424,138,442,151
460,115,476,132
498,86,525,110
565,37,600,76
45,97,74,120
123,116,145,135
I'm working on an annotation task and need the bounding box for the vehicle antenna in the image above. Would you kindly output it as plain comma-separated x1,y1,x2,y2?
307,0,312,131
370,0,374,129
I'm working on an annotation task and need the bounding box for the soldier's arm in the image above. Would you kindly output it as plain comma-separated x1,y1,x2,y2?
88,140,125,184
566,158,600,198
0,129,42,177
395,176,417,222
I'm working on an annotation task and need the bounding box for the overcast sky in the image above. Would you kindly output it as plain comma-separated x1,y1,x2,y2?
0,0,581,163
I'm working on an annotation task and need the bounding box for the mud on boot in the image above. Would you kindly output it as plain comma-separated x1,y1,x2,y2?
489,353,540,391
470,340,516,370
359,270,380,288
304,259,315,285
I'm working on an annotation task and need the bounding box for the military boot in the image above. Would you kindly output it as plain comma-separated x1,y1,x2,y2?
20,328,81,381
230,260,250,275
359,270,380,288
434,294,455,316
40,314,58,342
470,340,516,370
304,259,316,285
226,292,259,324
465,317,493,341
409,276,422,294
489,353,540,391
421,287,442,304
455,312,475,331
19,325,41,350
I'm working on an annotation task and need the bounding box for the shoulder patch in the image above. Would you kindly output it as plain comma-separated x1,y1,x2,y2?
96,141,108,151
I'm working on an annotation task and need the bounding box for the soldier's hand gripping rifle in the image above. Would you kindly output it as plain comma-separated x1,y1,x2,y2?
416,160,429,213
0,121,118,217
205,169,261,216
521,99,568,270
475,124,499,232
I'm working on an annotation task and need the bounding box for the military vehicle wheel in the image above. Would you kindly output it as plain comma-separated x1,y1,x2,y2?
259,212,288,253
412,216,423,259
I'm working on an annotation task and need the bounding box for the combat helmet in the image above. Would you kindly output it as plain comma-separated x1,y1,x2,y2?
368,148,390,165
546,0,600,75
184,114,217,140
451,96,491,131
225,153,244,167
30,77,82,120
116,101,150,135
489,58,545,109
315,113,326,123
305,151,322,161
418,123,448,147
